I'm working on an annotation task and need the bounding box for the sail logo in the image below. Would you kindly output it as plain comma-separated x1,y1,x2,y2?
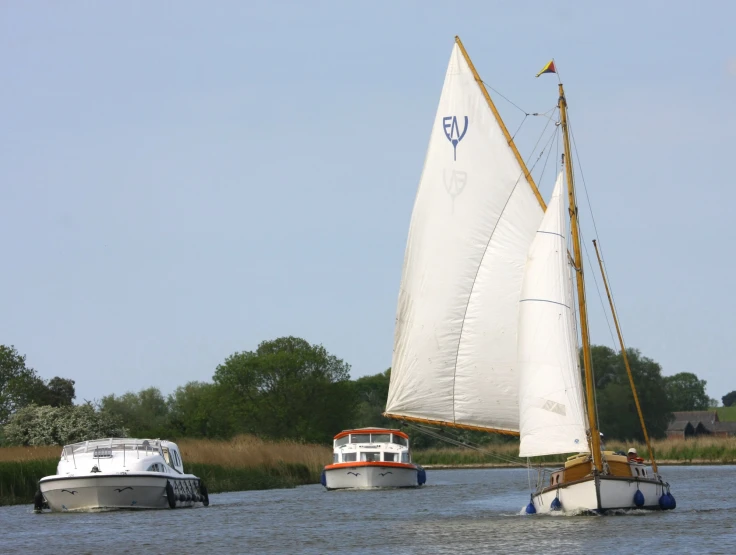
443,169,467,199
442,116,469,161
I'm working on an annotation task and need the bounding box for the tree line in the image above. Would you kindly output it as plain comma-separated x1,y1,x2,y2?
1,339,732,447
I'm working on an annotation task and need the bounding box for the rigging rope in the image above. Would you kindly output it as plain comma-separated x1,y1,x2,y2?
400,421,528,467
481,80,530,116
569,122,628,365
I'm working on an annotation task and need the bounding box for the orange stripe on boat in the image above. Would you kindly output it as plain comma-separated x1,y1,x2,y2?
324,461,416,471
332,429,409,440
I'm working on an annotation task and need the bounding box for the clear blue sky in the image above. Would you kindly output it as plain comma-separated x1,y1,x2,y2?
1,2,733,404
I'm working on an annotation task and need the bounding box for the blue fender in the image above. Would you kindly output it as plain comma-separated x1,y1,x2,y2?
634,489,645,507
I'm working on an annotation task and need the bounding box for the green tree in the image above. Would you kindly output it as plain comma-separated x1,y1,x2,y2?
664,372,710,411
35,377,76,407
352,369,393,428
588,346,672,440
100,387,172,438
213,336,356,443
168,381,233,438
722,391,736,407
0,345,44,423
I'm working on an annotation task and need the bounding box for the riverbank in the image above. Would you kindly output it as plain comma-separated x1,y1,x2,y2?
2,435,733,506
421,459,736,470
411,436,736,467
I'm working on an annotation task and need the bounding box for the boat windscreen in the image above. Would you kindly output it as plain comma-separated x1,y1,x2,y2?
371,433,390,443
335,436,349,447
350,434,370,443
392,435,408,446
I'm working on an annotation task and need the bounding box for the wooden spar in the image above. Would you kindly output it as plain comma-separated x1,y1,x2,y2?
592,239,659,473
382,413,520,436
558,83,602,473
454,36,546,211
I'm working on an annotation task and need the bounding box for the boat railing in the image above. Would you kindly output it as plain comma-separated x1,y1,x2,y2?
61,438,163,464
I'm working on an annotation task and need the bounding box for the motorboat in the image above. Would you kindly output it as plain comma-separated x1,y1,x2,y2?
321,428,426,490
36,438,209,512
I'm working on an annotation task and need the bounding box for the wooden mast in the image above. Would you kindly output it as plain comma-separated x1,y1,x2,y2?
592,240,659,473
558,83,602,473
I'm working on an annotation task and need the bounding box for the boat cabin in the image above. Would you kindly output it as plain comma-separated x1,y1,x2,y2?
548,451,651,488
57,438,185,475
331,428,411,464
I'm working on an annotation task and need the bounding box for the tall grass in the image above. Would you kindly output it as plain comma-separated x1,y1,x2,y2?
178,435,330,481
0,445,60,462
0,460,58,506
608,437,736,464
413,436,736,466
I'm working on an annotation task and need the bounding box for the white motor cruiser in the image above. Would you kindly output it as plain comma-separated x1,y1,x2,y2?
36,438,209,512
321,428,426,490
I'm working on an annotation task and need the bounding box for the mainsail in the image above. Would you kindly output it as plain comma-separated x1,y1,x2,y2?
518,172,588,456
385,41,545,433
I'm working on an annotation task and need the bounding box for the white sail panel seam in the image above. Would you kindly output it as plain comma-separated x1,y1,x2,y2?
450,171,529,422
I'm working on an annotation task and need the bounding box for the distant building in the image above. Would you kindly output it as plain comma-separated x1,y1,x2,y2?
666,411,736,438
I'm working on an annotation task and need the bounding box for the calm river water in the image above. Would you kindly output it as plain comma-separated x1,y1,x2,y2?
2,466,734,554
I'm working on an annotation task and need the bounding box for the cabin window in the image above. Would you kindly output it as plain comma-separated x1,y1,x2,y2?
371,433,390,443
333,454,339,463
383,452,397,462
392,435,408,446
350,434,370,443
335,436,349,447
162,448,173,467
401,452,410,463
360,452,380,462
343,453,357,462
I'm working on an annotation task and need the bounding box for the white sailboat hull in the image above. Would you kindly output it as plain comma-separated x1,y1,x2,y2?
324,464,419,490
40,473,204,512
532,476,665,514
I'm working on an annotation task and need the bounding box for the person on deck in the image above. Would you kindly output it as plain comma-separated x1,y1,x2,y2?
627,447,640,463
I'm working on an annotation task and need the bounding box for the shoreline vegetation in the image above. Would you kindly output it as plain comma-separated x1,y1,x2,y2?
1,435,734,506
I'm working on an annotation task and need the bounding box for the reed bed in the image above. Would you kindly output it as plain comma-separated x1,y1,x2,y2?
178,435,331,479
608,437,736,464
0,445,61,462
414,436,736,466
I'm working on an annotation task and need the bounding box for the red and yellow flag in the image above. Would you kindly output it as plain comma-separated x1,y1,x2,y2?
535,60,556,78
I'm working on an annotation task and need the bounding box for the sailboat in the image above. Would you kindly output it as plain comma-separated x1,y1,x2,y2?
384,36,676,514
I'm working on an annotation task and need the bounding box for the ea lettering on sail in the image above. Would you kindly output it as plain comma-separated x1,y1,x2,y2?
442,116,468,161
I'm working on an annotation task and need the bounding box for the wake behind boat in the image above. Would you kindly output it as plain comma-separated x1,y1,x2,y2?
37,438,209,512
384,36,676,514
321,428,426,490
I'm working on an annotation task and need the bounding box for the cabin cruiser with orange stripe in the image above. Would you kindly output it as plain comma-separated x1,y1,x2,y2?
321,428,426,490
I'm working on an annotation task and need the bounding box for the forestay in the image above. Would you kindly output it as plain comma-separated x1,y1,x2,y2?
386,42,544,433
518,172,588,456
